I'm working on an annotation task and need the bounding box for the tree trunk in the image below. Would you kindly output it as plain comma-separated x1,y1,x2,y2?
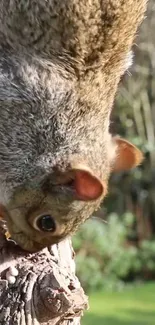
0,222,88,325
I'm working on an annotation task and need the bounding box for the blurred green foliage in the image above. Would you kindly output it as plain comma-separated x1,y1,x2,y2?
73,214,155,292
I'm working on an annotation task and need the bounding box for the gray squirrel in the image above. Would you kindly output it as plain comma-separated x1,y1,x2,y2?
0,0,146,251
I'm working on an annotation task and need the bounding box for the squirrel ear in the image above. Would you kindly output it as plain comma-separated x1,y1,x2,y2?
112,137,144,172
73,169,104,201
70,164,104,201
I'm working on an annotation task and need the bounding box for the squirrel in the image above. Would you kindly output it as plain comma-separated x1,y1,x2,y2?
0,0,147,252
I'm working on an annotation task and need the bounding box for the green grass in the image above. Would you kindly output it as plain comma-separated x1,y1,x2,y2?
82,282,155,325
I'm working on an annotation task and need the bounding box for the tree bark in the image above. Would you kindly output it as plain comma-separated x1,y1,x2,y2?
0,221,88,325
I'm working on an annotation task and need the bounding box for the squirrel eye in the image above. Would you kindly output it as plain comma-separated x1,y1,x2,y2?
34,214,56,232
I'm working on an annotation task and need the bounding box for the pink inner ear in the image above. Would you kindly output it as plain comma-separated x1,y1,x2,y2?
74,170,103,201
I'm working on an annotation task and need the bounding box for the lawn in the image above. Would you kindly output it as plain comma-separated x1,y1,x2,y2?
82,282,155,325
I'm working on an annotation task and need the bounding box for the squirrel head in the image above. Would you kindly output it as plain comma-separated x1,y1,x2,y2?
2,135,143,252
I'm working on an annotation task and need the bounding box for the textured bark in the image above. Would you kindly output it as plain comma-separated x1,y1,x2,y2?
0,223,88,325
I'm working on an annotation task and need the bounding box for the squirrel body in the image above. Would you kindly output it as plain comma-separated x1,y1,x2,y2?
0,0,147,251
